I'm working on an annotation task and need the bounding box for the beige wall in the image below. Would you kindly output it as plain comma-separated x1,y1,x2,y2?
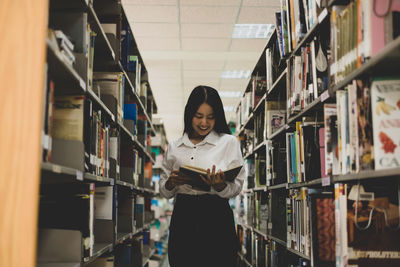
0,0,48,266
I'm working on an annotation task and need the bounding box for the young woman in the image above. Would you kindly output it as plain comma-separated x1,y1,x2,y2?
159,85,245,267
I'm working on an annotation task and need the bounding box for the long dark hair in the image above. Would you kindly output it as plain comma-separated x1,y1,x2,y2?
183,85,230,135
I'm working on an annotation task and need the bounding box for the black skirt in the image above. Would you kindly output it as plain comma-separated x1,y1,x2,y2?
168,193,239,267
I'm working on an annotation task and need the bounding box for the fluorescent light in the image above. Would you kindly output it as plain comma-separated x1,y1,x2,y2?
224,106,236,112
221,70,251,79
232,24,275,39
219,91,242,98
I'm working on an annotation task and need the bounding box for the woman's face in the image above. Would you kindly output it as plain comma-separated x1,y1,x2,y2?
191,103,215,138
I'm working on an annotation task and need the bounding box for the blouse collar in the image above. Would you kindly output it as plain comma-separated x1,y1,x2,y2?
178,130,220,147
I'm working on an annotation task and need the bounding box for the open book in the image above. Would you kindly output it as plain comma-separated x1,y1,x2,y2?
179,164,243,191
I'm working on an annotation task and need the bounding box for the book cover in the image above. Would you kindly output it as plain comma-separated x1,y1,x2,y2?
346,183,400,266
52,95,85,141
356,78,374,171
179,164,243,191
371,77,400,170
324,104,339,176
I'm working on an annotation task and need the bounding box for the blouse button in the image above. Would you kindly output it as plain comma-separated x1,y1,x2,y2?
194,146,196,149
191,157,194,160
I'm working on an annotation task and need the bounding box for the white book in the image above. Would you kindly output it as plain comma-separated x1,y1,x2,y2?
371,78,400,170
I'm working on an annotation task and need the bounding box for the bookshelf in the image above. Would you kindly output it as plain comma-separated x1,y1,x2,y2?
235,1,400,266
32,0,171,266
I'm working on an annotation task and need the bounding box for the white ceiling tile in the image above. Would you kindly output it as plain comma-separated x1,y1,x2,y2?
229,39,267,52
181,24,233,38
124,5,178,23
183,77,220,87
237,6,279,24
182,60,225,70
130,23,180,38
123,0,177,5
242,0,280,6
183,70,221,78
180,6,238,24
182,38,230,51
149,69,181,79
220,78,250,88
180,0,239,6
135,37,180,51
143,60,181,70
224,60,256,70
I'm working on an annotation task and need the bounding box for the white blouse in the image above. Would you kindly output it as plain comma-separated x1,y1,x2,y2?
159,130,245,199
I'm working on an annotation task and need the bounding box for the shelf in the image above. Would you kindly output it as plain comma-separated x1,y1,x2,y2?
333,168,400,183
142,248,156,267
286,247,311,260
237,113,254,136
267,67,287,98
83,243,113,265
116,179,135,189
268,235,286,247
253,187,267,192
46,38,86,94
330,36,400,94
288,178,324,189
86,89,116,122
253,228,268,239
84,173,114,184
238,252,252,267
267,124,289,140
267,183,288,190
287,95,324,125
115,232,132,245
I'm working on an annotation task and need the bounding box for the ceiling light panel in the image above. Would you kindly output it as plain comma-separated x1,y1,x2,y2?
181,24,233,38
130,23,180,38
181,38,230,51
124,5,178,23
218,91,243,98
237,7,279,24
221,70,251,79
180,6,238,24
232,24,274,39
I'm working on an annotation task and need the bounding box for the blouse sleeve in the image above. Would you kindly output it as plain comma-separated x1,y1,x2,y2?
214,136,245,199
159,143,178,199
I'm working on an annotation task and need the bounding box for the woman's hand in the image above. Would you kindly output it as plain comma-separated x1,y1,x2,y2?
200,165,227,192
165,170,191,190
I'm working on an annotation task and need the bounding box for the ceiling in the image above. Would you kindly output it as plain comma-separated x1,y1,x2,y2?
122,0,280,141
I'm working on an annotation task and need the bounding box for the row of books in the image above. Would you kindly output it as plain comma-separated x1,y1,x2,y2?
286,188,311,257
38,183,151,259
276,0,325,57
286,38,328,116
329,0,400,86
237,224,312,267
325,77,400,176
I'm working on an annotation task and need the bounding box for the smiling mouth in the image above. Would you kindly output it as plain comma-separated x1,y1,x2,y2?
198,127,209,131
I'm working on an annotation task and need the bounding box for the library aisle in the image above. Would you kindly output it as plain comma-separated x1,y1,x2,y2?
1,0,400,267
